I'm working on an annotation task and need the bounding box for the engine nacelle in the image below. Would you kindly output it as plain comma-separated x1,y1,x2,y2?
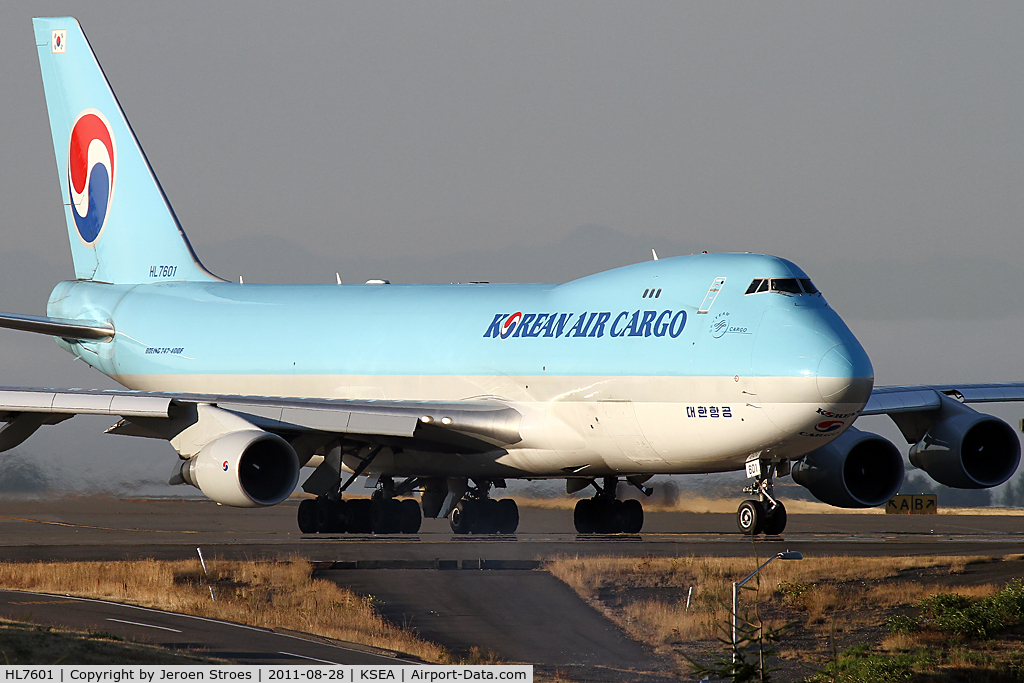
792,428,904,508
909,413,1020,489
179,429,300,507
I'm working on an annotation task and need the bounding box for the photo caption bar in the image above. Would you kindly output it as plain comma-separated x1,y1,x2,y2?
1,666,532,683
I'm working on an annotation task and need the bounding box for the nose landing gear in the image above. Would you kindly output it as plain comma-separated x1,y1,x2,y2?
573,477,644,534
736,460,787,536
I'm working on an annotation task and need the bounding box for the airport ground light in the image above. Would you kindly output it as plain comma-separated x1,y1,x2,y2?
731,550,803,662
682,550,803,682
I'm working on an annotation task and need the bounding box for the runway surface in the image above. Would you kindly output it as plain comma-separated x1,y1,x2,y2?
0,589,405,665
0,497,1020,562
321,568,675,681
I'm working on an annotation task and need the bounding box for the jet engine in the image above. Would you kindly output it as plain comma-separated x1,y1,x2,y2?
792,428,904,508
176,429,300,507
908,413,1019,489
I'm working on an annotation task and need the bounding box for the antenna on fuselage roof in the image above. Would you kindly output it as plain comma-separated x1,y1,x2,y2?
652,249,659,261
336,273,342,285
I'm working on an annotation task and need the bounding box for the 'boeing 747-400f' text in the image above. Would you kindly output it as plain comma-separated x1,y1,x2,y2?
3,17,1022,537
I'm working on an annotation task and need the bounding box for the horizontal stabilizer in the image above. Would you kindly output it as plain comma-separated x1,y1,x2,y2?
0,312,113,340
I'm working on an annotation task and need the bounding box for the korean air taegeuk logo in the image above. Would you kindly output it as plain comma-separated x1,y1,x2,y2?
67,109,116,245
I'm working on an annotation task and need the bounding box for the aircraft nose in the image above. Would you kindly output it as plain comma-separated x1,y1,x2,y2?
752,306,873,407
816,342,872,405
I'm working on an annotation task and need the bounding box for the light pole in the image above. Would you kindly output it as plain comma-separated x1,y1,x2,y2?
732,549,802,663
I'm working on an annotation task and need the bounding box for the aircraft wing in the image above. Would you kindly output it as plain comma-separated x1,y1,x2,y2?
0,387,522,455
863,383,1024,416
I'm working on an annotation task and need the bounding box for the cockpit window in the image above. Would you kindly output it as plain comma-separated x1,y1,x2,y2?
770,278,802,294
745,277,819,295
799,278,819,294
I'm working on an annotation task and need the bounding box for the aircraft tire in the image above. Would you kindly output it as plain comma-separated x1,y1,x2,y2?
450,499,472,534
315,497,344,533
607,499,628,533
496,498,519,534
297,499,317,534
347,499,372,534
474,499,499,534
574,499,597,533
371,498,402,534
622,499,644,533
399,498,422,534
334,500,349,533
763,501,787,536
737,499,766,535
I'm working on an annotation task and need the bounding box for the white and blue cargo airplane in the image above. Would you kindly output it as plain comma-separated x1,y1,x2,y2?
2,17,1022,536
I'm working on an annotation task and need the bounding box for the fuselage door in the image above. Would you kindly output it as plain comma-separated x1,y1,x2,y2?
594,400,663,463
697,277,727,314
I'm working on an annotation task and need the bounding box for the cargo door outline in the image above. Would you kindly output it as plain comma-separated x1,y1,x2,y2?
594,400,662,463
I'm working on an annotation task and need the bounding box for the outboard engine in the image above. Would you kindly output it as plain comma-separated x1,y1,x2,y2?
792,427,904,508
909,411,1019,489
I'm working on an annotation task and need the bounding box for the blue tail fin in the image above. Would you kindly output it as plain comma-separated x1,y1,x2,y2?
33,17,219,284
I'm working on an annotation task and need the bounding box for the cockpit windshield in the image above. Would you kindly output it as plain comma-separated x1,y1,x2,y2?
771,278,802,294
744,277,820,296
799,278,819,294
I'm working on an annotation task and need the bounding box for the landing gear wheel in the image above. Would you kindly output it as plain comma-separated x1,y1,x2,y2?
371,498,402,534
399,499,422,534
574,499,597,533
622,499,644,533
608,500,628,533
473,499,498,534
297,499,317,534
450,495,519,535
315,497,345,533
763,501,787,536
737,499,766,536
496,498,519,534
450,499,473,534
347,499,372,534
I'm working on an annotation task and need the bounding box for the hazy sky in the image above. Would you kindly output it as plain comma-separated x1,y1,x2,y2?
1,2,1023,496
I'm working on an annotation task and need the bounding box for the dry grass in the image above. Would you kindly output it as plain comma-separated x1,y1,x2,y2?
513,494,1024,515
867,581,996,609
0,559,447,663
549,554,796,648
546,553,1009,670
548,554,991,600
622,599,715,644
880,631,923,652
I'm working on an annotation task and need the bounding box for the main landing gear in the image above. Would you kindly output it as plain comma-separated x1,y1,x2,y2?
736,460,787,536
449,481,519,535
297,476,422,535
573,477,644,534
